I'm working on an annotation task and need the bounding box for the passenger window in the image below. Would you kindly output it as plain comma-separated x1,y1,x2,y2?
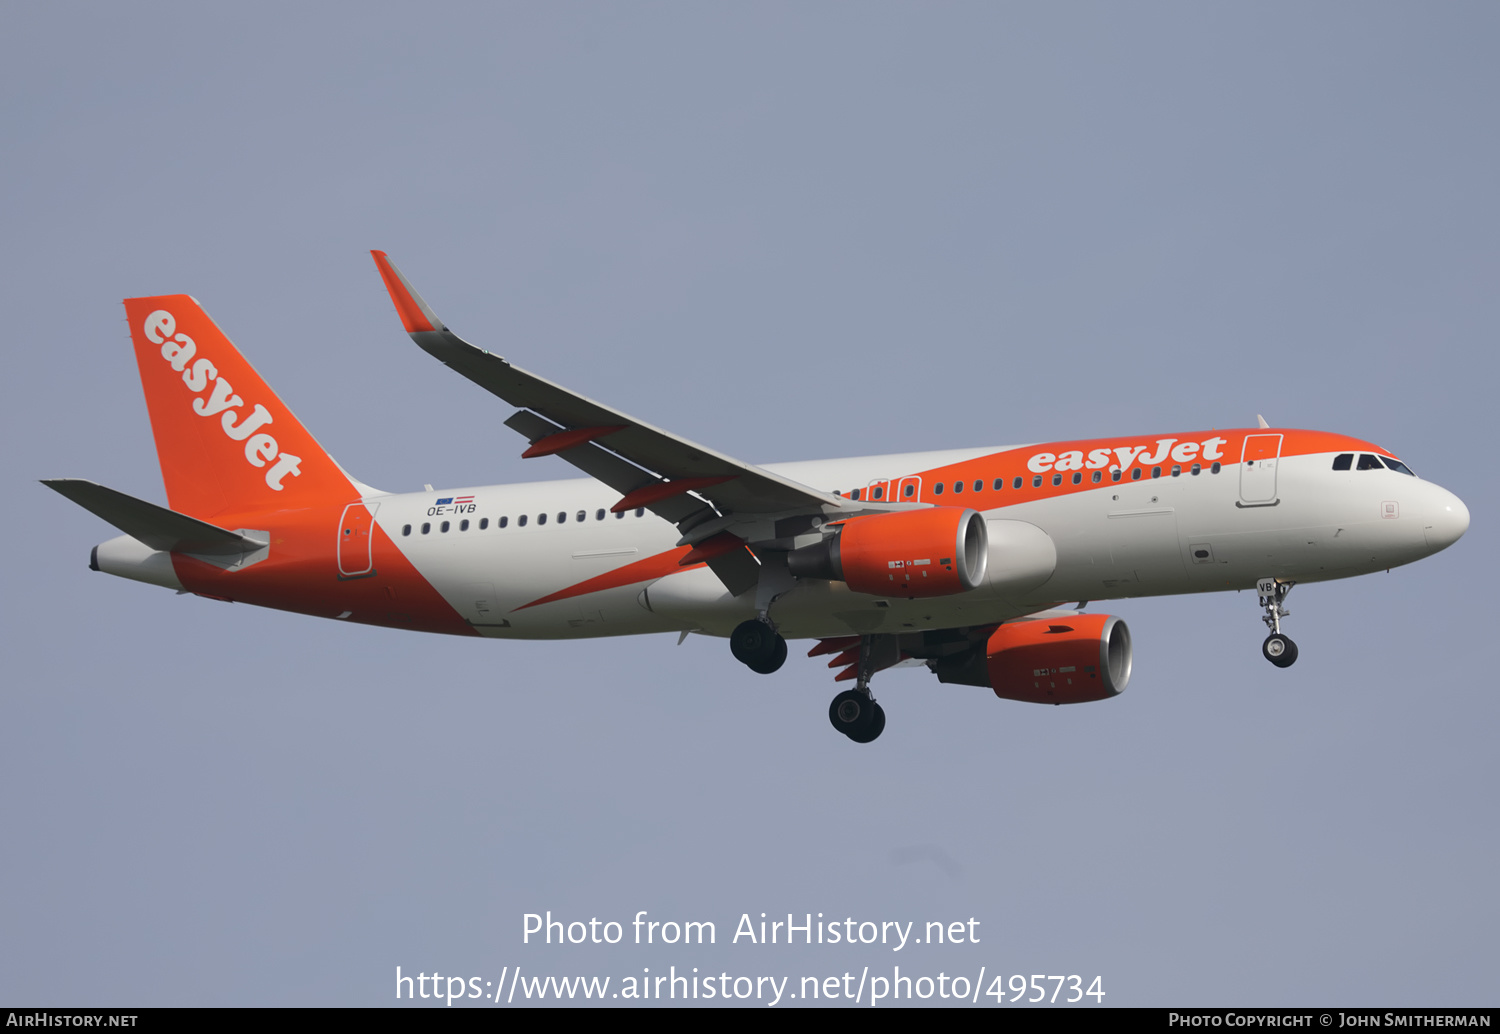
903,483,914,498
480,518,489,530
635,508,645,517
1072,472,1082,485
1091,471,1102,483
1131,468,1142,481
851,489,861,501
993,478,1003,491
421,522,430,534
441,520,450,532
460,519,469,531
1190,463,1201,476
1357,454,1384,470
538,513,547,525
953,481,963,493
577,510,586,523
872,486,884,500
596,509,606,520
973,479,983,492
934,482,944,495
518,515,527,527
1014,477,1023,490
1171,465,1181,477
615,510,624,519
1381,457,1416,476
1032,475,1043,487
402,524,411,536
1152,466,1161,479
1332,453,1353,471
1052,474,1063,486
1211,462,1221,474
498,516,508,529
1111,469,1121,482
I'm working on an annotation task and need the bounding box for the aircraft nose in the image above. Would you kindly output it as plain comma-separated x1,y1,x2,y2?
1423,485,1469,552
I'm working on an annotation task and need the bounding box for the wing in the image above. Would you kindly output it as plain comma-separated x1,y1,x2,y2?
371,251,917,593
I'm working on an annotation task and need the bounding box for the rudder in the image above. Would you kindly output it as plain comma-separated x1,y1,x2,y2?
124,295,358,520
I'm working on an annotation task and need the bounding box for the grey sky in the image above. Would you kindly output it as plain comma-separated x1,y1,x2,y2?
2,2,1495,1006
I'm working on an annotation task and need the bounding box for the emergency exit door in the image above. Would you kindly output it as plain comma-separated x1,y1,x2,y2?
1239,435,1282,505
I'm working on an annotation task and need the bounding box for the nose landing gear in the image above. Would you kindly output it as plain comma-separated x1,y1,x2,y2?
1257,578,1298,668
1262,633,1298,667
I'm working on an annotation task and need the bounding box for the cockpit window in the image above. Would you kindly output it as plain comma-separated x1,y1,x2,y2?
1332,453,1353,471
1381,457,1416,476
1357,454,1384,471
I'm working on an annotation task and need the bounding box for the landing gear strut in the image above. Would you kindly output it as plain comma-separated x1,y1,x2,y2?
731,618,786,674
1257,578,1298,668
827,635,887,743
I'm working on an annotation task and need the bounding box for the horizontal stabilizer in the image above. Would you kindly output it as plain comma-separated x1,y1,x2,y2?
41,479,260,556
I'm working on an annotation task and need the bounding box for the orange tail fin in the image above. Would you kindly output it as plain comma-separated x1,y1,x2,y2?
124,295,359,520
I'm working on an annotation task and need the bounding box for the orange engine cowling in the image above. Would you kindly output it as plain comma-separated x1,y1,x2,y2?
985,614,1131,704
789,507,987,598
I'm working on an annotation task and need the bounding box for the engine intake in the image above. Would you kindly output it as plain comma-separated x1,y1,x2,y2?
788,507,988,598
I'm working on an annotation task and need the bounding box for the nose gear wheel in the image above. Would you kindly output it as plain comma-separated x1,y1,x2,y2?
1262,633,1298,668
1256,578,1298,667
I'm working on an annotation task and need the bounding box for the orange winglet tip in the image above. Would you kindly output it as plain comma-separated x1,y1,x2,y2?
522,425,627,459
370,250,441,334
807,636,860,658
610,476,734,513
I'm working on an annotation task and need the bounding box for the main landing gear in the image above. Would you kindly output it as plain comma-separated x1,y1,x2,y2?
829,689,885,743
827,636,887,744
729,620,887,743
1257,577,1298,668
730,618,787,675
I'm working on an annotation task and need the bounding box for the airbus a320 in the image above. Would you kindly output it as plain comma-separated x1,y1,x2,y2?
45,252,1470,743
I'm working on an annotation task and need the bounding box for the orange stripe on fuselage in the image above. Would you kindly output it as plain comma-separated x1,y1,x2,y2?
170,502,478,636
853,429,1387,507
514,546,706,612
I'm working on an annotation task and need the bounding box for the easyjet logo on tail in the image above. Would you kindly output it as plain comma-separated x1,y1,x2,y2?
143,310,303,491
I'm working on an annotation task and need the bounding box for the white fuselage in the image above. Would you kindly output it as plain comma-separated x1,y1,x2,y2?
368,445,1467,641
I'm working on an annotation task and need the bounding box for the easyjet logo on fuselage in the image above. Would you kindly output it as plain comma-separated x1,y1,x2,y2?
143,310,303,491
1026,437,1230,475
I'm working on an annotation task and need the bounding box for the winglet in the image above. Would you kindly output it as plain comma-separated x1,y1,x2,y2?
371,250,445,334
1256,414,1271,429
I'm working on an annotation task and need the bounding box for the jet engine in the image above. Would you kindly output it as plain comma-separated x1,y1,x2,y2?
929,613,1131,704
788,507,988,598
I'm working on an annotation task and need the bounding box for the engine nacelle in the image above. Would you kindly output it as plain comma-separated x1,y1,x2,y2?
789,507,988,599
984,614,1131,704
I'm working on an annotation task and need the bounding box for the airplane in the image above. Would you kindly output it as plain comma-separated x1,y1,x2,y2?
44,252,1470,744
